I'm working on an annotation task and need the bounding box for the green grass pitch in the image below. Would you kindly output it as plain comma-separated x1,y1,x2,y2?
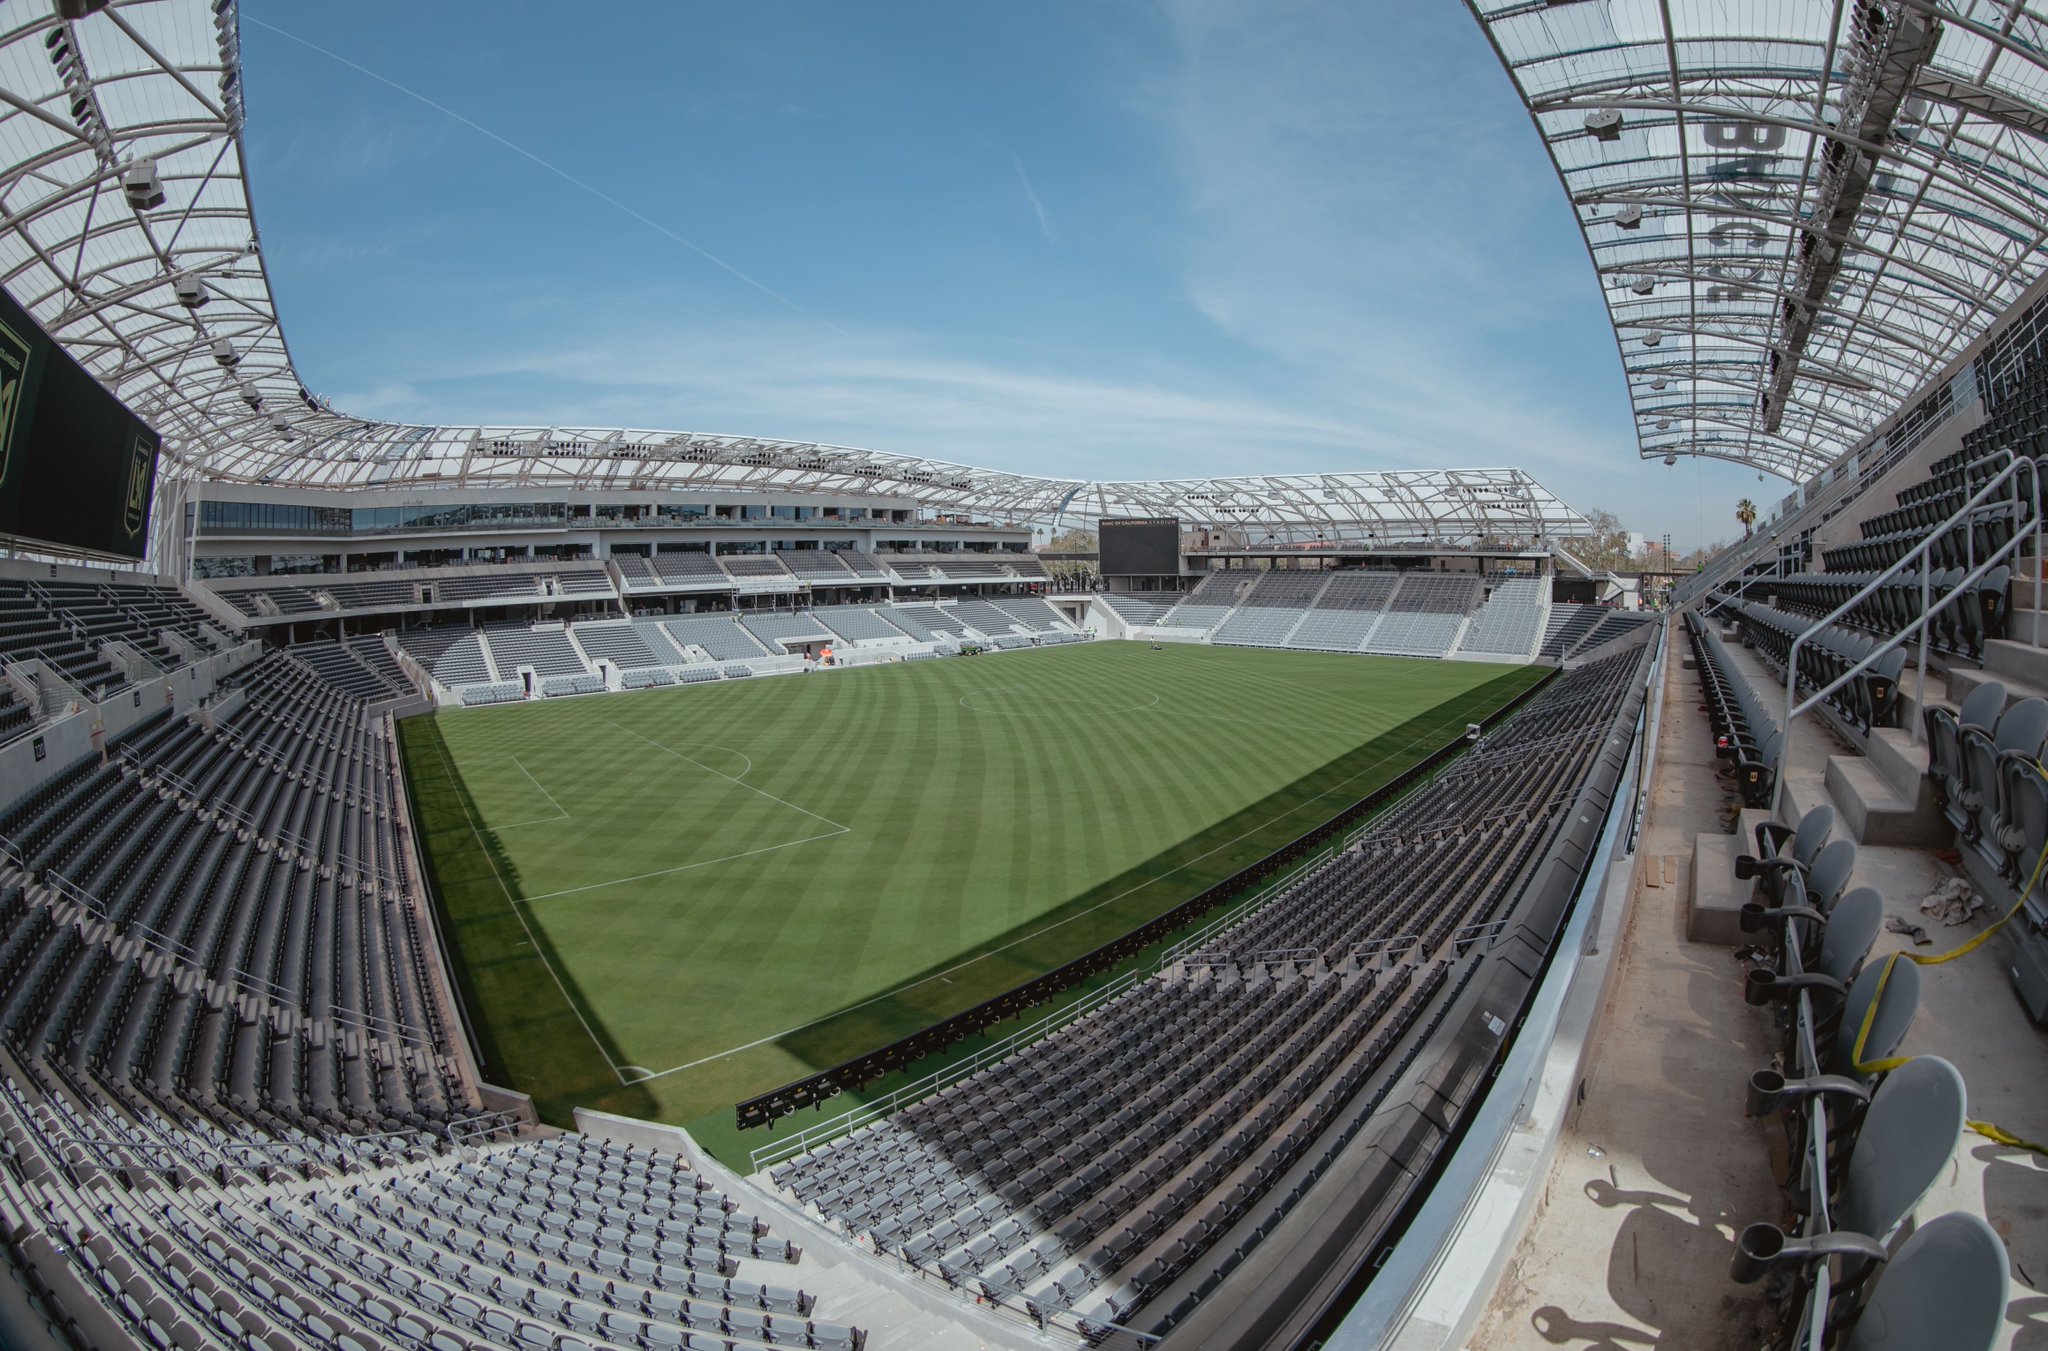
397,641,1543,1153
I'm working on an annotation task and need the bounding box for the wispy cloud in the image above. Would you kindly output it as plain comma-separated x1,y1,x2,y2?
288,217,448,269
1010,155,1058,245
244,14,840,334
330,324,1383,481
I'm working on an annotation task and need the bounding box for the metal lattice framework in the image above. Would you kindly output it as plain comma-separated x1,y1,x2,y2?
1469,0,2048,481
0,0,1586,545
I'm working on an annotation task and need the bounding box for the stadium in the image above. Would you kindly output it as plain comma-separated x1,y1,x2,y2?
0,2,2034,1350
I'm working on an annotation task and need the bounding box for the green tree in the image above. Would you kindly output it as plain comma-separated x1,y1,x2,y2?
1736,498,1758,539
1556,507,1636,572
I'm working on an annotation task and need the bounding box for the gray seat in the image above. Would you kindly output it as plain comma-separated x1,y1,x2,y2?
1753,804,1835,907
2001,750,2048,886
1808,887,1883,1003
1828,957,1921,1080
1928,679,2009,817
1834,1056,1966,1241
1844,1212,2008,1351
1958,696,2048,842
1801,838,1859,916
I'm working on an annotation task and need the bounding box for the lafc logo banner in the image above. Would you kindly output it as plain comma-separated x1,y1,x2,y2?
123,432,153,539
0,313,30,488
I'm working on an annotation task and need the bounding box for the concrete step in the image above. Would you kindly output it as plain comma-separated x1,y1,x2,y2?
1688,832,1745,945
2002,604,2048,647
1948,662,2048,715
1781,772,1837,844
1822,752,1945,847
2003,573,2048,611
1983,636,2048,689
1865,725,1932,799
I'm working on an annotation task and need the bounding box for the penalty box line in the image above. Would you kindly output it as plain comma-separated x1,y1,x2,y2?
423,729,630,1084
512,719,851,904
497,754,571,828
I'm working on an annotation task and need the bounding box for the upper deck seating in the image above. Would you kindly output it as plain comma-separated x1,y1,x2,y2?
570,621,664,670
1101,595,1179,626
650,552,732,587
1454,578,1547,658
779,551,858,581
661,616,769,662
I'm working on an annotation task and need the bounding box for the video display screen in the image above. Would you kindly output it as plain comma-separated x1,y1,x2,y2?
0,284,160,559
1100,516,1181,576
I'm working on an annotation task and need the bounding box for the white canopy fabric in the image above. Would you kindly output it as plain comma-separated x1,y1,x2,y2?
1468,0,2048,480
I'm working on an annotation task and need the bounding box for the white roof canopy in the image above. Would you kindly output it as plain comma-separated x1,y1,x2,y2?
1468,0,2048,480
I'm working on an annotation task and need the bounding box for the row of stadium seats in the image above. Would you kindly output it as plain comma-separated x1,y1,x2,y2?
0,653,464,1135
211,569,618,621
1720,600,1904,733
1686,612,1781,809
1728,806,2008,1348
0,1053,862,1351
765,643,1653,1336
1821,442,2036,573
1128,569,1605,663
287,639,417,703
211,551,1051,622
1764,566,2007,661
1925,680,2048,882
390,601,1086,700
0,577,226,701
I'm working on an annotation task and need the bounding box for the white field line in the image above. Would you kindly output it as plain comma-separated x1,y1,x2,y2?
624,691,1504,1085
518,829,848,905
510,755,569,817
516,721,848,905
598,719,845,832
958,683,1428,736
425,731,628,1083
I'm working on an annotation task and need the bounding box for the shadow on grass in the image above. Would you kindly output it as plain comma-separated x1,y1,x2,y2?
398,713,658,1125
695,665,1545,1162
405,660,1541,1149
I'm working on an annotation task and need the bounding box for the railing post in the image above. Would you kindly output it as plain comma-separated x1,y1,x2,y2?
1763,450,2027,801
2035,461,2044,650
1915,565,1930,746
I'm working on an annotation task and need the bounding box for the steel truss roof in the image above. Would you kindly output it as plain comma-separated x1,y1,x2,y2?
0,0,1584,542
1469,0,2048,480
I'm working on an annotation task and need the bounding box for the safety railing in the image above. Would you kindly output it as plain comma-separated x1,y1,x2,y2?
745,964,1147,1171
1158,857,1333,965
1766,449,2040,816
1676,381,1973,607
442,1110,524,1148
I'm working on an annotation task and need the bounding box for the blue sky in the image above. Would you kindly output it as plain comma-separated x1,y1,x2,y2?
241,0,1776,550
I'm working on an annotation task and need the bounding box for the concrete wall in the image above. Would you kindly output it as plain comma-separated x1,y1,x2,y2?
572,1107,715,1172
0,641,262,815
1807,402,1987,560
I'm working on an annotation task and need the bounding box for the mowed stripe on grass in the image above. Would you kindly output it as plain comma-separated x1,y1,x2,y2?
399,641,1543,1131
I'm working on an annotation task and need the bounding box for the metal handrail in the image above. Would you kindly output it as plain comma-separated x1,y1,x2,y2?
1766,450,2040,815
1156,849,1331,965
746,964,1148,1170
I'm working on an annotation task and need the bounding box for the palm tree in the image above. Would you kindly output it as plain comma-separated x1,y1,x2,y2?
1736,498,1758,539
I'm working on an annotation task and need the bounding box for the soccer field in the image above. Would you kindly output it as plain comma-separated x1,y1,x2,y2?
398,641,1543,1142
